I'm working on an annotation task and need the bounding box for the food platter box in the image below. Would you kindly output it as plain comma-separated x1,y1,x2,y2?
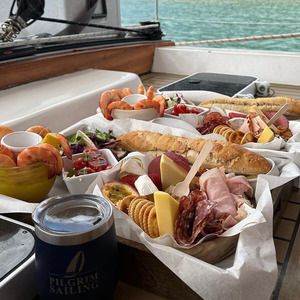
60,114,300,300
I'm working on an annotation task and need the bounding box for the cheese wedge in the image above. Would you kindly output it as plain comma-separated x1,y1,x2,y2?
257,126,274,143
160,154,188,190
154,191,179,236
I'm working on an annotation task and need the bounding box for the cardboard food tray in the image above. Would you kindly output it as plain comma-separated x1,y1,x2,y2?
60,115,300,299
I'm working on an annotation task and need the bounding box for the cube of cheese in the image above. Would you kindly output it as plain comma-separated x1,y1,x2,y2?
160,154,188,190
257,126,274,143
154,191,179,236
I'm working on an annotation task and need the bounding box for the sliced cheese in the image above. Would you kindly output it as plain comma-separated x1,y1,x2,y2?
257,126,274,143
160,154,188,191
154,191,179,236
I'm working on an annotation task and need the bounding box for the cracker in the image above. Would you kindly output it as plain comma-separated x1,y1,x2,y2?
117,195,138,214
213,125,226,134
228,131,244,144
147,207,159,238
128,198,144,219
224,129,234,140
142,204,154,234
133,199,149,226
219,126,231,135
241,132,256,144
138,201,153,230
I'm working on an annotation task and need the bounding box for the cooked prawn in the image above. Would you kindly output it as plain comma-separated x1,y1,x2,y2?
107,101,133,118
146,86,155,100
152,95,166,117
0,125,13,140
0,154,16,168
99,90,121,120
136,83,145,95
44,133,72,159
111,89,126,99
134,99,156,110
0,144,15,160
17,143,63,178
122,88,133,96
26,125,51,138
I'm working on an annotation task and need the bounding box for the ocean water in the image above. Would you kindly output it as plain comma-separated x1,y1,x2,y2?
121,0,300,52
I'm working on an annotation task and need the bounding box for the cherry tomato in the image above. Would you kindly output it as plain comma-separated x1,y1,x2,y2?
191,108,202,114
87,157,108,172
73,157,87,170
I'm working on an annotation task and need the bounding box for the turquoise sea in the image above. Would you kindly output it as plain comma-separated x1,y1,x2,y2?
121,0,300,52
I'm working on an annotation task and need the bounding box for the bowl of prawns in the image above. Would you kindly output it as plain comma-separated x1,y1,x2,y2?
0,125,71,202
97,84,166,121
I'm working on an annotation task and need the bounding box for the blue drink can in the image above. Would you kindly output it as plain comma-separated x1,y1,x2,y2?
32,194,118,300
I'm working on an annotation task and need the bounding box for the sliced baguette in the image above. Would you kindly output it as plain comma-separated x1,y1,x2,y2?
119,131,271,176
199,97,300,116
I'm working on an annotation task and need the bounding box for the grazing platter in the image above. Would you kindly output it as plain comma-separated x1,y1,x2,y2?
1,84,300,300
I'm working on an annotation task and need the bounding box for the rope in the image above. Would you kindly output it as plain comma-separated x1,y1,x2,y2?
175,32,300,46
161,17,300,26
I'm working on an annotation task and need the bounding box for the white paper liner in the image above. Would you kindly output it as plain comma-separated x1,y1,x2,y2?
61,114,300,299
87,163,300,300
87,151,265,249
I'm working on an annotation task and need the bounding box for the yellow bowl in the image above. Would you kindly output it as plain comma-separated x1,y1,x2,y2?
0,163,56,202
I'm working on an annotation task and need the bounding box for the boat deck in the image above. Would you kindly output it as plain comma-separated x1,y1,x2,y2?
140,72,300,300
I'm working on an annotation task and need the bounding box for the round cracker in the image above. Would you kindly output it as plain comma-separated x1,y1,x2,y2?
224,129,234,140
228,131,243,144
138,201,153,230
142,204,154,234
220,128,232,138
147,207,159,238
241,132,256,144
133,199,149,226
128,198,144,219
219,126,231,135
117,195,138,214
213,125,226,134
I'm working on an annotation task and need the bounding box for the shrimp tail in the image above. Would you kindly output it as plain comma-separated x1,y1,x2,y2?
45,133,72,159
153,95,166,117
136,83,145,95
26,125,51,138
146,86,155,100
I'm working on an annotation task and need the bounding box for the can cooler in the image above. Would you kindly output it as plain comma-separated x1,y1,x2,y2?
32,194,119,300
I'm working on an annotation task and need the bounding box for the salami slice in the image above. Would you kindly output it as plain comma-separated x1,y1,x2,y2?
175,190,214,246
264,111,289,130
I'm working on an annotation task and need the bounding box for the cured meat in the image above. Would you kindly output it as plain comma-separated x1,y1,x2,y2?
228,112,246,119
226,175,253,198
264,111,289,130
175,190,214,246
199,168,237,219
175,168,250,246
197,112,229,134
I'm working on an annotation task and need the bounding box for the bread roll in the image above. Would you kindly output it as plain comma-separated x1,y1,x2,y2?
199,97,300,116
119,131,271,176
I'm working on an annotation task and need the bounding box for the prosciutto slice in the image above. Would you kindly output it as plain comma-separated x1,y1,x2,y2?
226,175,253,198
199,168,237,219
